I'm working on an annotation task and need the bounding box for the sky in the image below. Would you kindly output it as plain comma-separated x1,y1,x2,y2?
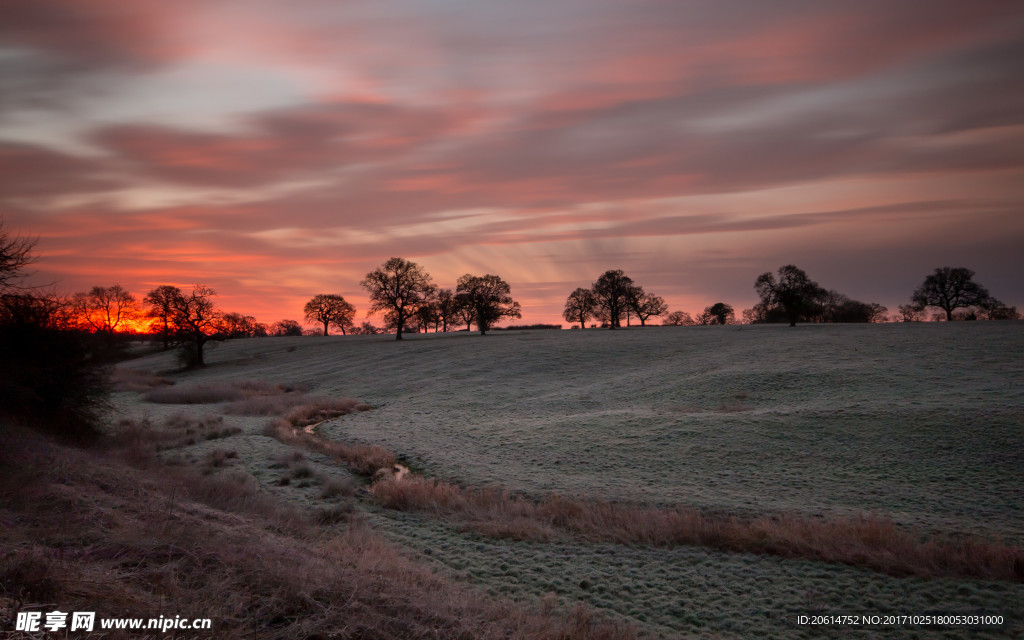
2,0,1023,327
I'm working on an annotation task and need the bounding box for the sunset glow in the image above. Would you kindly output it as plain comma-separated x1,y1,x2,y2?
2,1,1022,327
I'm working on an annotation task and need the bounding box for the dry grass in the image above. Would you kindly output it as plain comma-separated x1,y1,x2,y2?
0,422,638,640
225,393,367,419
372,475,1024,583
264,411,394,476
104,416,241,461
288,461,315,479
109,367,175,393
203,447,238,469
144,380,301,404
319,475,357,499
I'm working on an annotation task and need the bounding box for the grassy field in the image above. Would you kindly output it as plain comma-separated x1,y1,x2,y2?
95,322,1023,638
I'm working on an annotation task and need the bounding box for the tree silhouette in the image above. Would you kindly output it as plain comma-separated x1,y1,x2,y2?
591,270,634,329
221,313,263,338
754,265,826,327
455,292,475,332
897,303,924,322
271,319,303,336
1,225,106,439
699,302,734,325
415,297,438,333
456,273,522,335
562,287,597,329
911,267,992,322
145,285,182,350
978,298,1019,320
361,257,435,340
0,219,36,291
434,288,459,333
73,285,137,334
628,290,668,326
663,310,694,326
171,285,219,367
303,294,356,336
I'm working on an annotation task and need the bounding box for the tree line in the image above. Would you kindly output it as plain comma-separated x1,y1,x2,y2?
745,264,1016,326
4,214,1019,379
562,269,668,329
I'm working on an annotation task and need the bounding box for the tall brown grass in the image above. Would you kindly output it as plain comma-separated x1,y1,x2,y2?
264,406,392,476
104,416,241,462
0,422,638,640
372,476,1024,583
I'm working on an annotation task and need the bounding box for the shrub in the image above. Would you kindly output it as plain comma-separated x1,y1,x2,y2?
289,462,315,479
0,296,108,441
319,476,357,499
204,448,238,468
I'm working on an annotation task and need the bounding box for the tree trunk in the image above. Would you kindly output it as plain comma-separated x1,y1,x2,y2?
323,320,329,336
945,308,953,321
395,310,404,340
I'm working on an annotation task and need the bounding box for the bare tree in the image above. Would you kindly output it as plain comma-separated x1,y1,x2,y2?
754,265,827,327
911,267,992,322
415,297,438,333
562,287,597,329
145,285,183,350
895,304,920,322
629,290,668,326
171,285,220,367
303,294,357,336
356,321,382,335
867,303,889,323
73,285,138,334
271,319,303,337
663,310,694,326
0,219,37,291
978,298,1019,320
361,257,435,340
456,273,522,335
455,292,475,332
591,270,634,329
435,288,459,333
221,312,261,338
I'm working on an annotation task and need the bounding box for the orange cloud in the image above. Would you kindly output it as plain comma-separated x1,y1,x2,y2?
3,1,1023,328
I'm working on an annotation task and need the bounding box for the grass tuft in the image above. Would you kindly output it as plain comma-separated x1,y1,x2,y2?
264,417,394,477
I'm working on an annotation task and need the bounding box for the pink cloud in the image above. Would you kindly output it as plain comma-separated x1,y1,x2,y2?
3,1,1024,326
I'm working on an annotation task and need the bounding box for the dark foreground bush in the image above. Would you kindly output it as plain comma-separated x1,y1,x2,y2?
0,295,108,441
